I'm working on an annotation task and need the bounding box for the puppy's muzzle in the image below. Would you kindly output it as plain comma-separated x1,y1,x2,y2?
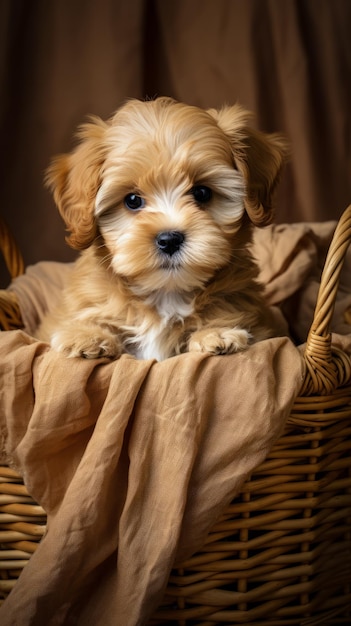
155,231,185,256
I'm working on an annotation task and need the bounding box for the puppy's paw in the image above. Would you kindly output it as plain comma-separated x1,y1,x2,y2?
51,327,123,359
188,327,252,355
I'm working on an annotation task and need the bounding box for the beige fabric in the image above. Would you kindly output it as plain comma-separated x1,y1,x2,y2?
0,333,303,625
8,262,73,335
252,220,351,340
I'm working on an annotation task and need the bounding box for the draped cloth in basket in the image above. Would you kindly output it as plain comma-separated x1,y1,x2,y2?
0,334,303,626
1,219,351,625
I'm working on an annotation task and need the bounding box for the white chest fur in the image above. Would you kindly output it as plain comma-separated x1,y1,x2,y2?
126,291,194,361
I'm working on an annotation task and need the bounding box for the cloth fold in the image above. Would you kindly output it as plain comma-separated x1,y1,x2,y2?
0,332,303,626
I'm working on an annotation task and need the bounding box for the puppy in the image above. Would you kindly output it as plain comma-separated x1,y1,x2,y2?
37,97,287,361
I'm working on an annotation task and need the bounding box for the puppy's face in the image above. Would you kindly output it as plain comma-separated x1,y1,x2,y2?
46,98,287,295
95,102,248,295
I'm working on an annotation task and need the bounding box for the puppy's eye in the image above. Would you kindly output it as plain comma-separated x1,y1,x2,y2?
190,185,212,205
124,193,145,211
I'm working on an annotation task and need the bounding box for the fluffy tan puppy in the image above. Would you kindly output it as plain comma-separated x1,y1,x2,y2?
37,97,287,361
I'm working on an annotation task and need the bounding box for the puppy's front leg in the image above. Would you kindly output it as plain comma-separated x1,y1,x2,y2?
188,327,252,355
50,323,123,359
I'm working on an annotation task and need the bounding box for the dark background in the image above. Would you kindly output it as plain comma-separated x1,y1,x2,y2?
1,0,350,285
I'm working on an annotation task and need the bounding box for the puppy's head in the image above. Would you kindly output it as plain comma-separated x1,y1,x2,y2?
46,97,287,293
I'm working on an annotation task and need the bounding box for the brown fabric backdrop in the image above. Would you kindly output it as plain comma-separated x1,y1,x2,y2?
1,0,350,285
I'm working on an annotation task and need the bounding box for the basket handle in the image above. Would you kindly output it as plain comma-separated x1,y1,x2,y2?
301,204,351,395
0,216,25,330
0,216,25,280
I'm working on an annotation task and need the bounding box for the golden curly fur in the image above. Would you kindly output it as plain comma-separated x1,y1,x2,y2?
37,97,288,361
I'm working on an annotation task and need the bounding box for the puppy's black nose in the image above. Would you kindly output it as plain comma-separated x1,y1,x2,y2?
155,231,185,256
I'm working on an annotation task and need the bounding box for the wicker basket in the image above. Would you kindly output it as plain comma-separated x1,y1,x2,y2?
1,209,351,624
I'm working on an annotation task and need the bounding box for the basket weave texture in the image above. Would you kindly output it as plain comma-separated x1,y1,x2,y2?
1,209,351,624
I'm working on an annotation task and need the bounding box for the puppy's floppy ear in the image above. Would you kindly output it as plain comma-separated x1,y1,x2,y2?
208,105,288,226
45,116,107,249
